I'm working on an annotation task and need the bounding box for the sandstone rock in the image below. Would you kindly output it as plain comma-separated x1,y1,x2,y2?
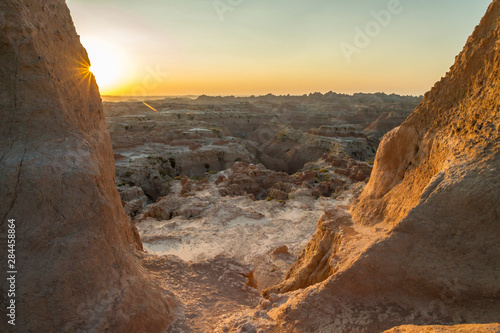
0,1,176,331
123,198,148,217
225,1,500,332
268,189,289,201
215,175,227,185
262,208,346,298
180,179,196,197
311,178,346,198
384,324,500,333
119,185,147,202
142,196,184,220
120,167,171,201
141,254,261,332
297,170,316,182
331,157,373,182
141,195,212,221
363,112,410,140
271,245,289,256
217,162,299,199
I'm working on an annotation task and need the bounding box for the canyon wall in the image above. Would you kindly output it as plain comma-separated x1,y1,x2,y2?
0,1,176,331
241,1,500,332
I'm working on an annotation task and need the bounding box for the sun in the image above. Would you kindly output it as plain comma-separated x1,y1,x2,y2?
82,38,128,93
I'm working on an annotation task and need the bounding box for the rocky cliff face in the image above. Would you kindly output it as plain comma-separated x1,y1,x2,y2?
0,1,176,331
221,1,500,332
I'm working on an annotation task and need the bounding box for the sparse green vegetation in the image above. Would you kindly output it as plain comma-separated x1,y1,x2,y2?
124,171,134,177
275,130,288,143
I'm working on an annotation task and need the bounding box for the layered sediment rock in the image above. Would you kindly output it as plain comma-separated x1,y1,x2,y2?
222,1,500,332
0,1,176,331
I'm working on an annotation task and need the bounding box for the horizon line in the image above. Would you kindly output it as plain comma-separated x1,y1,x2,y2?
101,91,425,99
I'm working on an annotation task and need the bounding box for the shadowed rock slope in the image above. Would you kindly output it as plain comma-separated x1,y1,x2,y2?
235,1,500,332
0,0,176,331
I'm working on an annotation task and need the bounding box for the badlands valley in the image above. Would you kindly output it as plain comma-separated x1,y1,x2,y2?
1,0,499,332
106,93,421,330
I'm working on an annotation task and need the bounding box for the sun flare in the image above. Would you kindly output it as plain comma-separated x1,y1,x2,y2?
82,38,128,93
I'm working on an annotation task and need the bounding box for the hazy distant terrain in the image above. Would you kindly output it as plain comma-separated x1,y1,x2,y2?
104,92,421,178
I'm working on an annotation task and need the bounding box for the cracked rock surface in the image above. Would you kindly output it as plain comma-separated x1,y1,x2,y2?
0,1,176,331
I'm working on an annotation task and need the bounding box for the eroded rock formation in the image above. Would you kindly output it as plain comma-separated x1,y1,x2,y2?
220,1,500,332
0,1,176,331
383,324,500,333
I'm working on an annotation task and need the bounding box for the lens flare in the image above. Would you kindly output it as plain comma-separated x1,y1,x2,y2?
82,38,128,93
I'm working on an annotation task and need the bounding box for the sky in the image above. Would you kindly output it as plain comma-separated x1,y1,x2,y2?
66,0,492,97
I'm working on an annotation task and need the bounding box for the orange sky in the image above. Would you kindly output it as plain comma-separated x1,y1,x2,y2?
67,0,492,97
